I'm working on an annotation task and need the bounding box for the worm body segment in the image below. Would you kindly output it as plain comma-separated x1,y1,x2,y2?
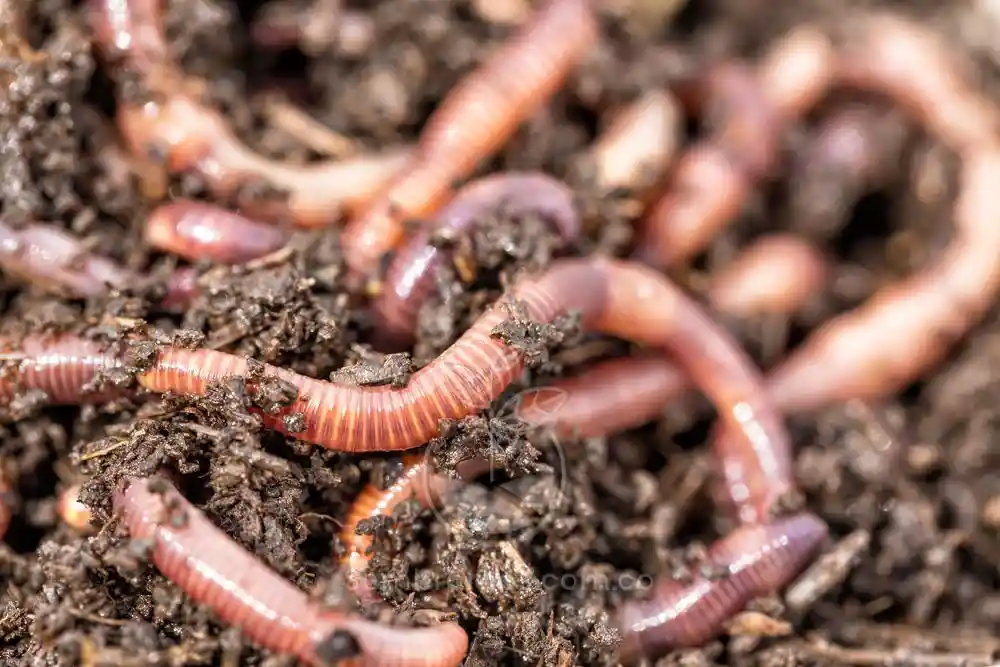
115,476,468,667
341,0,599,277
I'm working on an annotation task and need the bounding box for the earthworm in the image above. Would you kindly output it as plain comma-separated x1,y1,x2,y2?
57,483,92,532
0,335,125,404
340,0,599,278
144,200,290,264
338,455,508,603
579,90,683,194
768,14,1000,412
0,220,131,298
115,475,469,667
371,171,581,348
788,102,910,239
0,218,205,309
87,0,411,227
706,233,830,317
615,512,828,662
0,257,794,512
634,26,836,268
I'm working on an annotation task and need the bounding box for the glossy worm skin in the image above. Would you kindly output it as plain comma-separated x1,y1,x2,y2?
768,13,1000,412
58,483,93,532
615,513,827,662
144,201,290,264
0,335,125,404
88,0,411,227
633,27,836,268
371,171,581,348
0,219,130,297
340,0,599,278
581,90,682,194
115,476,469,667
0,219,199,309
707,233,830,317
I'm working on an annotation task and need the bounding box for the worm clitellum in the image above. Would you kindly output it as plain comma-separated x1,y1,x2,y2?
371,171,581,348
340,0,599,279
115,476,469,667
87,0,411,227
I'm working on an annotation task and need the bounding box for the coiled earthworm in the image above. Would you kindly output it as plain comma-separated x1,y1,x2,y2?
788,102,910,239
57,483,92,532
578,90,683,194
371,171,581,348
706,233,830,317
144,200,290,264
87,0,411,227
115,476,469,667
615,512,828,662
340,0,599,278
767,13,1000,412
633,26,836,268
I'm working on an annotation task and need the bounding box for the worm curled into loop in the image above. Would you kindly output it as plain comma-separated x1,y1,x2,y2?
371,171,581,348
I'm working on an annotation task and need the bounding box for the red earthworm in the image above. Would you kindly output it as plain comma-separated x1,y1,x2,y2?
788,102,909,239
115,475,469,667
371,171,581,348
0,335,125,404
340,0,599,278
144,200,290,264
615,512,828,662
57,483,92,532
706,233,830,317
634,27,836,268
339,456,505,603
87,0,411,227
768,14,1000,412
0,257,794,516
580,90,683,194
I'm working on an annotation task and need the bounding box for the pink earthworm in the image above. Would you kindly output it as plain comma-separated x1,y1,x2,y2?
144,200,290,264
87,0,411,227
115,475,469,667
370,171,581,348
0,218,195,306
633,27,836,268
615,512,827,662
579,90,683,194
0,257,795,511
767,13,1000,412
340,0,599,279
706,233,831,317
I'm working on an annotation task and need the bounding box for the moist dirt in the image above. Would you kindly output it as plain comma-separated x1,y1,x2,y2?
2,0,1000,665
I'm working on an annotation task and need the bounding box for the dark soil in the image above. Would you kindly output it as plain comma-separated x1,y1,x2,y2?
2,0,1000,665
